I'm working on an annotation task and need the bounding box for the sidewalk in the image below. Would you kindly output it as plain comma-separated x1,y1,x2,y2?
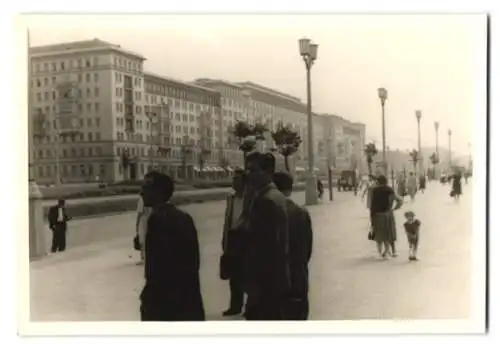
29,184,474,322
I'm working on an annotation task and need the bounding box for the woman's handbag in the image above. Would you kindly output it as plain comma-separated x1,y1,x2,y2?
133,234,141,251
368,229,375,241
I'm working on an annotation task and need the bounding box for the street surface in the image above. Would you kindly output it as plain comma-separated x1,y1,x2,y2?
30,182,473,321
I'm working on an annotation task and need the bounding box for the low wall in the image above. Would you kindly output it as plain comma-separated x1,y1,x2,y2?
42,181,337,221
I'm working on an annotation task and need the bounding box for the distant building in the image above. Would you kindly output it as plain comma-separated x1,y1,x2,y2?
29,38,366,183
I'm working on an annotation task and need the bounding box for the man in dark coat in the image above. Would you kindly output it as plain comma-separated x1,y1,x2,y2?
48,199,71,253
139,171,205,321
243,152,291,321
273,171,313,320
220,168,246,316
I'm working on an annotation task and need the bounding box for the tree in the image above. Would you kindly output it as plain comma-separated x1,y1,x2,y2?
230,120,268,168
409,149,419,173
364,142,378,176
429,152,439,179
271,121,302,172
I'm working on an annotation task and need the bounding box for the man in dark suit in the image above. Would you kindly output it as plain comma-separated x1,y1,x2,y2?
140,171,205,321
273,171,313,320
243,152,290,321
48,199,71,253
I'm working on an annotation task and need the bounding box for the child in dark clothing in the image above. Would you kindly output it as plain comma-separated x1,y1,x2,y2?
403,211,421,261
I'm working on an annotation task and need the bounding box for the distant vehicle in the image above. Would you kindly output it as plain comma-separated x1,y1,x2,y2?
337,170,358,191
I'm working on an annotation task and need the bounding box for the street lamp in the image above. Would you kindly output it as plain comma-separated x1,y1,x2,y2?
448,128,452,169
298,37,319,206
377,87,388,175
415,110,422,175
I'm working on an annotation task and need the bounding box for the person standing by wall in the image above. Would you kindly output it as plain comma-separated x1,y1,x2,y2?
48,199,71,253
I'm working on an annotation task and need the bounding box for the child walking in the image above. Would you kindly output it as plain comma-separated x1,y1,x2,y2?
403,211,421,261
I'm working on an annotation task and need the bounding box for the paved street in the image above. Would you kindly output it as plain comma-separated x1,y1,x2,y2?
29,182,473,321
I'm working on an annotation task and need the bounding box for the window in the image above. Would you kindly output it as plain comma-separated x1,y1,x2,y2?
80,148,85,156
96,147,102,156
88,148,93,156
182,114,188,122
95,118,100,127
87,118,92,127
95,132,101,141
86,73,91,82
78,74,82,82
36,93,41,102
71,148,76,157
189,115,194,122
95,103,100,112
87,88,91,97
88,132,93,141
94,73,98,82
86,59,91,68
136,106,141,114
60,62,65,70
51,63,57,71
52,90,57,100
94,87,99,97
44,92,49,101
77,59,82,68
190,127,195,134
93,57,99,66
62,149,67,158
87,103,92,112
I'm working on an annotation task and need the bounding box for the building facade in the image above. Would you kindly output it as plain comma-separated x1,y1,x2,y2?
29,38,365,183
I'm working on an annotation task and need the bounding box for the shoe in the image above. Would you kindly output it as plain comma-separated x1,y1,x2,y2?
223,308,242,316
136,261,144,266
409,256,413,261
392,253,398,258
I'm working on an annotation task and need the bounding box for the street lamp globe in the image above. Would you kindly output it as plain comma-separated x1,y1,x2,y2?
299,38,311,56
377,87,388,103
415,110,422,121
309,43,318,60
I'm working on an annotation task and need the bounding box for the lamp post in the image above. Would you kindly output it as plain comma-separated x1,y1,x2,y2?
377,87,388,175
434,121,440,178
415,110,422,175
448,129,452,169
298,37,319,206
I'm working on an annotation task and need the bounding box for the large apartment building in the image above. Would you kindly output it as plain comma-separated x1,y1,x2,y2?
29,38,366,184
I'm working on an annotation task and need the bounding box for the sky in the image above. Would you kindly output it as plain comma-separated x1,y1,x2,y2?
23,14,486,157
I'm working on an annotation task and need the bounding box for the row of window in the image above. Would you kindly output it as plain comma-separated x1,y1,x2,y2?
113,56,143,73
115,73,143,87
33,132,101,144
145,82,218,106
32,72,99,89
116,147,220,162
33,57,98,73
37,146,104,159
35,87,100,103
36,163,105,179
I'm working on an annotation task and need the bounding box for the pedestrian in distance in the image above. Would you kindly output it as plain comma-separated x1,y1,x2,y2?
449,172,463,202
242,152,291,321
139,171,205,321
317,178,324,200
403,211,421,261
220,168,247,316
419,174,426,194
370,175,404,259
273,171,313,320
48,199,71,253
407,172,418,201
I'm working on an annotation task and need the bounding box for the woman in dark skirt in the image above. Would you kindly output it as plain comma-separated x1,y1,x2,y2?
450,173,463,201
370,175,404,259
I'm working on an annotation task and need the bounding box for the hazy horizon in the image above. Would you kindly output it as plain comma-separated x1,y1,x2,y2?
22,14,486,158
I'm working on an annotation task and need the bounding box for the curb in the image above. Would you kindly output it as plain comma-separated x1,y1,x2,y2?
42,181,337,221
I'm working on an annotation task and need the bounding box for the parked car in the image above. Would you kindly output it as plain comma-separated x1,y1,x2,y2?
337,170,358,191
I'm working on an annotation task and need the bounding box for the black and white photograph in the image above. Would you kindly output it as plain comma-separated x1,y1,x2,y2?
15,11,488,336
